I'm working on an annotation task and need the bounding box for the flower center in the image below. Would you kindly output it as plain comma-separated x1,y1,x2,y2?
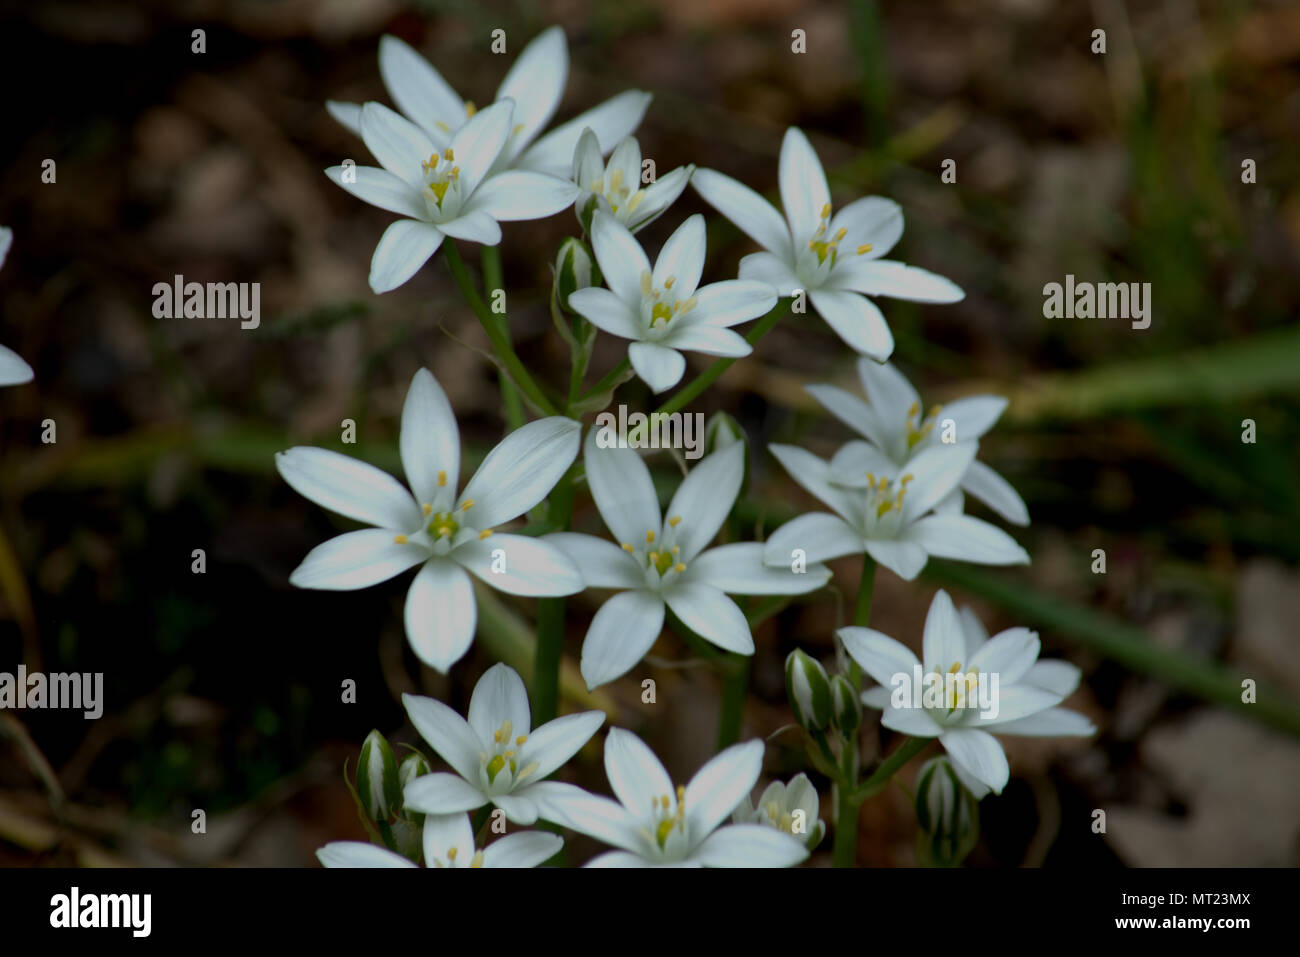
858,471,913,537
621,517,689,587
479,720,537,793
589,166,646,219
421,148,461,211
640,271,696,331
905,401,944,451
934,661,982,715
765,800,796,833
647,785,687,849
431,845,485,868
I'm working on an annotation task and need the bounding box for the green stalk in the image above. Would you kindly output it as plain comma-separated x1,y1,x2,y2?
715,654,750,749
443,242,556,416
653,301,789,416
849,557,877,691
532,467,576,723
832,553,881,867
480,246,525,430
578,357,631,403
852,736,929,801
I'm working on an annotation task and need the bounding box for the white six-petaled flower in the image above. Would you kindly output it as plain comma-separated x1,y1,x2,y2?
317,810,562,869
691,128,964,360
809,358,1029,526
329,29,651,180
567,211,777,393
544,728,809,867
276,368,583,672
840,589,1094,796
327,99,579,293
572,129,692,234
0,227,33,387
762,437,1029,581
732,771,826,849
401,663,605,824
547,432,830,689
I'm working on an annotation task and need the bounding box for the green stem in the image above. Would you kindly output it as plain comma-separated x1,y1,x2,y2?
654,301,789,416
579,357,631,402
533,468,576,723
849,557,877,691
444,242,556,416
715,654,750,749
480,246,525,430
831,783,860,867
852,736,929,802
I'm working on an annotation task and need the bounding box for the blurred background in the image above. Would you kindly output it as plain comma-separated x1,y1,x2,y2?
1,0,1298,867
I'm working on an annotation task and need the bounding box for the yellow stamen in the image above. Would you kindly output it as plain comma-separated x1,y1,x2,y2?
422,503,433,516
646,530,656,544
515,735,527,746
459,499,475,511
857,243,874,255
464,101,477,118
622,543,636,553
819,203,832,218
668,515,682,528
443,147,455,161
437,470,447,487
664,276,676,289
479,529,493,540
447,846,458,861
393,534,408,544
470,850,484,868
672,563,687,573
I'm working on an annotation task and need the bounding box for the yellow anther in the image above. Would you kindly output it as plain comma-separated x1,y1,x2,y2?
640,271,653,297
459,499,475,511
664,276,676,289
671,546,679,555
393,534,408,544
646,530,656,544
819,203,832,219
438,526,452,537
434,120,450,133
676,784,685,801
901,473,914,485
512,123,525,135
648,551,659,563
865,471,876,487
422,503,433,515
672,563,687,573
504,749,515,758
626,192,645,214
949,661,963,674
908,402,920,419
834,227,847,241
464,101,477,118
515,735,527,746
857,243,874,255
443,147,454,161
470,850,484,868
668,515,682,528
674,296,697,314
447,846,458,861
514,761,539,782
437,470,448,487
622,543,636,553
479,529,493,539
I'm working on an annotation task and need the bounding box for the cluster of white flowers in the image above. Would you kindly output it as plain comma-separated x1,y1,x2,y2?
300,26,1094,868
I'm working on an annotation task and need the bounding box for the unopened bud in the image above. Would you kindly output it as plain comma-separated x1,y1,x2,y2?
554,237,594,305
785,649,832,731
914,756,980,867
830,674,862,736
356,730,401,822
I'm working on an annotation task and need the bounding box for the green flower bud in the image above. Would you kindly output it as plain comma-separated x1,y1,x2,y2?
554,237,594,306
356,730,401,822
830,674,862,736
397,751,432,821
703,411,745,455
785,649,832,731
914,756,980,867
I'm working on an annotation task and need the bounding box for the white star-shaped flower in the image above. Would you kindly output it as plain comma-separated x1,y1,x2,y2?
841,589,1095,796
317,810,562,868
692,127,964,360
544,728,809,867
0,227,33,387
567,211,777,393
276,368,582,672
329,29,651,179
571,129,692,233
732,771,826,849
546,432,830,689
762,438,1028,581
809,357,1029,525
401,663,605,825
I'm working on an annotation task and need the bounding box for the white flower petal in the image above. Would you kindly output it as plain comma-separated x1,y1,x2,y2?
863,540,929,580
904,514,1030,566
359,101,438,189
460,416,581,528
525,710,606,780
580,590,666,689
861,685,891,709
421,811,476,864
898,442,977,522
491,791,542,824
316,841,415,868
737,251,801,296
856,358,921,432
0,344,33,386
583,428,662,547
325,100,362,136
494,26,567,162
940,727,1010,794
453,533,582,596
832,259,965,302
829,196,903,259
369,219,445,293
325,164,424,219
961,459,1029,526
809,289,894,360
806,382,890,450
590,210,652,305
763,512,863,566
628,341,686,393
940,395,1007,441
628,164,692,231
448,99,515,197
404,558,476,672
828,439,899,488
653,214,706,298
974,685,1065,726
880,704,944,736
518,90,653,179
467,169,579,221
689,279,778,328
686,542,830,595
543,532,644,589
1025,659,1081,697
402,692,482,781
921,589,966,675
585,850,653,867
468,662,533,742
572,127,604,186
661,322,751,358
482,830,563,868
684,739,764,840
540,782,645,853
567,287,641,339
664,442,745,560
967,626,1040,685
403,771,486,814
378,35,464,144
288,529,426,590
959,604,991,658
838,627,922,689
768,443,860,522
400,367,460,507
691,168,792,261
993,706,1095,737
664,583,753,654
693,823,807,867
437,210,502,245
276,447,421,530
604,727,674,818
778,127,831,243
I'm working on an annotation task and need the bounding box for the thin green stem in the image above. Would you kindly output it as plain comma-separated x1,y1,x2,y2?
444,242,556,416
579,357,631,402
715,654,750,749
653,301,789,416
532,467,576,724
849,557,877,691
852,736,929,802
480,246,524,430
831,783,859,867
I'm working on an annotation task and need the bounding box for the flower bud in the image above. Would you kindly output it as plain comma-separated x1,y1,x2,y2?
554,237,594,305
914,756,980,867
703,411,745,455
830,674,862,736
785,649,832,731
356,730,401,822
